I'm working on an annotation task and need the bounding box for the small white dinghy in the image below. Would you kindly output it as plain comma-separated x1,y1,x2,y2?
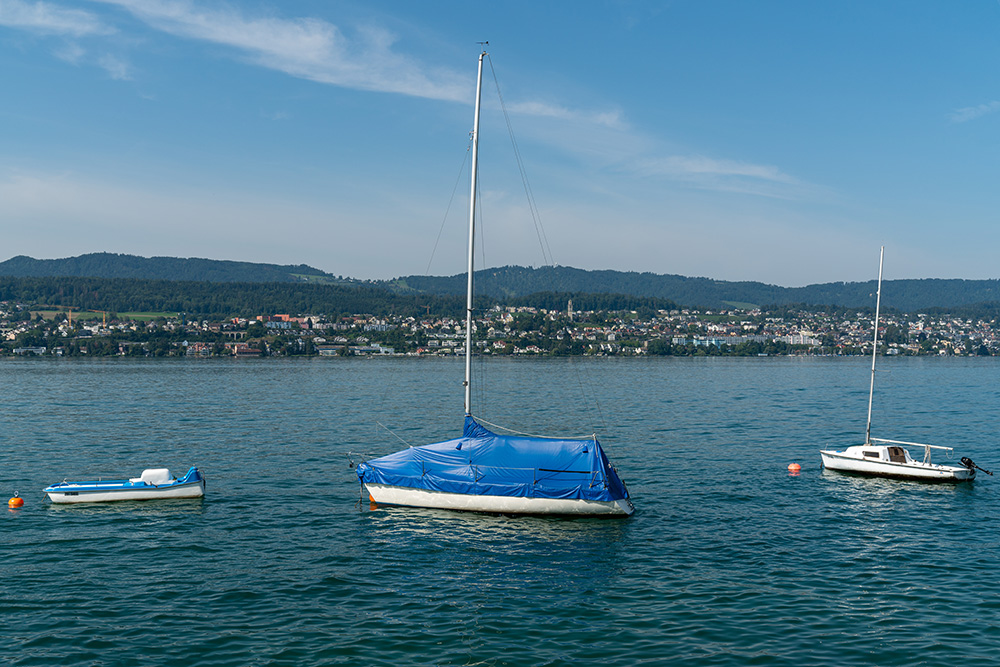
820,247,990,483
43,467,205,504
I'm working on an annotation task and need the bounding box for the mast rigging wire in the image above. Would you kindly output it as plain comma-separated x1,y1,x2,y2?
486,54,555,268
425,141,473,275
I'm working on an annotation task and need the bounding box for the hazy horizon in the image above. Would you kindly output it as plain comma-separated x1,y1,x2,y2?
3,2,999,284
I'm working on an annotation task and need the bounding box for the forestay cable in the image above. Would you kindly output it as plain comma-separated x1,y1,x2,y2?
486,54,555,267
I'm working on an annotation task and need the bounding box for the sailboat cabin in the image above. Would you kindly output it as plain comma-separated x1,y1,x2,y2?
860,446,910,463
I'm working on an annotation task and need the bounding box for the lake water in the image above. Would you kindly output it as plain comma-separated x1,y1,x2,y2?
3,356,1000,666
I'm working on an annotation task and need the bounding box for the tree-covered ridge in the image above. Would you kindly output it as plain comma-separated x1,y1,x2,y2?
0,253,335,284
0,277,688,320
0,276,466,318
4,254,1000,312
393,265,1000,311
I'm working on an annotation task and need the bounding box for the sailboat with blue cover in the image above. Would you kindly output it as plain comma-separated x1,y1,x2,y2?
357,50,634,516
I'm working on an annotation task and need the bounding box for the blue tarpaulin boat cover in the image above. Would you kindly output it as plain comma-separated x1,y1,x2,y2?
358,416,630,503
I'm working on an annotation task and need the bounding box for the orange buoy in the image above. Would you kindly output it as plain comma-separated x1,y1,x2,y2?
8,492,24,508
787,463,802,473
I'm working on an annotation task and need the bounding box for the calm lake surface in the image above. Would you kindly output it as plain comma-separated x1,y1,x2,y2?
3,356,1000,666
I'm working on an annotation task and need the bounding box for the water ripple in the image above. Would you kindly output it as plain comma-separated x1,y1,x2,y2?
3,357,1000,665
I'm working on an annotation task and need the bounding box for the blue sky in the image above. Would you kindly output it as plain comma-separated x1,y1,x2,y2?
2,1,1000,286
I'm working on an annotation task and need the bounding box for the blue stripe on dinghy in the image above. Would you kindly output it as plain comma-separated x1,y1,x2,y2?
43,468,203,493
43,479,205,494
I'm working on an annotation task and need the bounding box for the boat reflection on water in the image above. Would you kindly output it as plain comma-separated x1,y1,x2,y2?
44,496,206,516
820,466,978,516
361,504,631,574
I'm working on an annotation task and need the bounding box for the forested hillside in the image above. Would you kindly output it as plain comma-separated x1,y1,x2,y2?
4,254,1000,312
393,265,1000,311
0,276,691,318
0,253,336,284
0,277,465,318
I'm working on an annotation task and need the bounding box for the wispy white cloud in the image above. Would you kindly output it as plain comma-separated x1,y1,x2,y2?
637,154,795,184
3,1,807,205
92,0,628,135
507,100,626,130
4,0,631,136
93,0,470,102
949,101,1000,123
0,0,112,36
490,94,806,200
97,52,130,79
53,39,85,64
590,152,804,200
0,0,130,79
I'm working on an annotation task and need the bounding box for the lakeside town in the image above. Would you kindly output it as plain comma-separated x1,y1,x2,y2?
2,300,997,358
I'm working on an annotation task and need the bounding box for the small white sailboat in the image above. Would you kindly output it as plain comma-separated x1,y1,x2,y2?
357,49,634,516
43,467,206,504
820,247,988,482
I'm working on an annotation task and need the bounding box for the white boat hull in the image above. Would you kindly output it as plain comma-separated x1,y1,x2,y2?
45,467,206,504
46,483,205,504
365,483,634,516
820,449,973,482
45,479,205,505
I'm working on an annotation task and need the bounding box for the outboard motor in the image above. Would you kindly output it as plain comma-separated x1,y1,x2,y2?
961,457,994,476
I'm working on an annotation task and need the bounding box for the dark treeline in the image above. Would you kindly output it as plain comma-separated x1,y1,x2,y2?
5,275,999,322
0,278,681,319
395,265,786,306
0,277,466,318
6,254,1000,312
395,265,1000,311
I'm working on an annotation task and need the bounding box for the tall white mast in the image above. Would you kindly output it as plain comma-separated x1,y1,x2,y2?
865,245,884,445
464,49,486,416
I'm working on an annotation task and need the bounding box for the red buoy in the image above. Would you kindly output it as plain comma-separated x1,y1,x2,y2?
8,492,24,508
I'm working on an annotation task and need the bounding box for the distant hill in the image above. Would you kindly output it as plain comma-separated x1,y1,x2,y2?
0,253,339,284
0,275,465,319
4,254,999,312
390,265,1000,312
